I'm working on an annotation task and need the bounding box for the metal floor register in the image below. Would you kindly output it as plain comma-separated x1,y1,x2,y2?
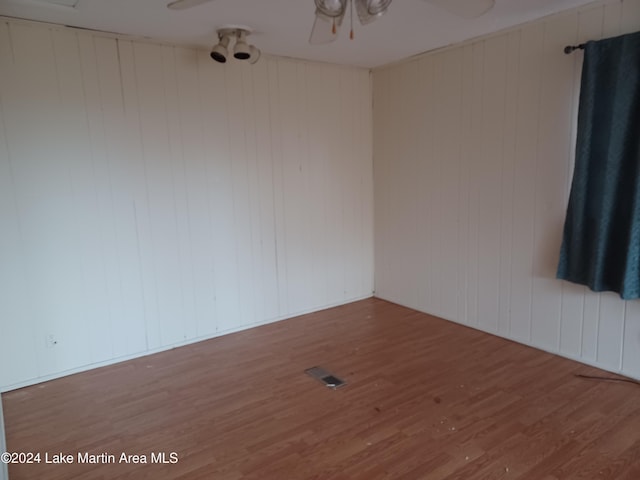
305,366,347,389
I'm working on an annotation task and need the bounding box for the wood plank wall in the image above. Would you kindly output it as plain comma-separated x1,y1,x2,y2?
373,0,640,380
0,20,374,390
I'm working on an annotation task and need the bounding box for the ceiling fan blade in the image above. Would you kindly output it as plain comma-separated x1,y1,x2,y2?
309,9,344,45
426,0,495,18
167,0,216,11
355,0,392,25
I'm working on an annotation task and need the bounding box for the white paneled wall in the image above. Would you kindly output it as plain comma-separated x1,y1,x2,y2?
0,20,373,390
0,395,6,480
373,0,640,380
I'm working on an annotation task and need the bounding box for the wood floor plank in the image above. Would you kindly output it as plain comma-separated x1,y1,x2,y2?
3,298,639,479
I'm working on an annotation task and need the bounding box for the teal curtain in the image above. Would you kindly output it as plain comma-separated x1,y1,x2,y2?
557,31,640,299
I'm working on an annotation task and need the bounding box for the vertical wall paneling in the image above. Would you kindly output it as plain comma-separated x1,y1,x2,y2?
372,68,388,298
429,54,445,318
340,70,363,298
466,41,485,328
102,38,149,357
266,58,289,316
0,23,39,386
439,50,464,322
373,0,640,380
9,24,89,377
621,0,640,31
90,34,134,360
377,67,394,301
118,39,162,349
198,52,238,335
419,56,436,314
0,395,7,480
360,72,373,298
386,64,403,306
278,59,306,314
0,21,373,390
333,65,350,303
510,23,543,344
455,45,474,325
598,293,625,368
51,30,105,368
530,14,577,352
306,63,327,308
174,46,212,341
251,58,280,322
134,41,185,349
225,60,256,327
623,301,640,378
160,45,193,344
242,60,263,326
477,35,506,333
395,60,420,309
498,30,520,337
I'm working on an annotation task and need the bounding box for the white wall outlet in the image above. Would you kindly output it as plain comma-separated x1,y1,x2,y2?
46,334,58,348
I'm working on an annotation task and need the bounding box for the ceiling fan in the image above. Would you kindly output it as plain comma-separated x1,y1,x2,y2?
308,0,495,44
167,0,496,44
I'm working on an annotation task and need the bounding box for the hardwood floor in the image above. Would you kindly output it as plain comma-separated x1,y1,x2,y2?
3,298,640,479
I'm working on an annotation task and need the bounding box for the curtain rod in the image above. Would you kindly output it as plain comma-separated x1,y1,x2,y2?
564,43,586,54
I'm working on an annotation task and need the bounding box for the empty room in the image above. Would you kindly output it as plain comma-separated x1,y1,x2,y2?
1,0,640,478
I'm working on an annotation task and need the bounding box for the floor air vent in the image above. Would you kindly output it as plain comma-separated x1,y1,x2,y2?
305,366,347,389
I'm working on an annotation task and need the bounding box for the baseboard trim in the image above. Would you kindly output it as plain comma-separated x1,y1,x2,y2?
1,294,373,393
373,294,640,382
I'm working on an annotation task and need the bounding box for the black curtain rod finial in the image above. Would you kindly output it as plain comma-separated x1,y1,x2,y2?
564,43,586,54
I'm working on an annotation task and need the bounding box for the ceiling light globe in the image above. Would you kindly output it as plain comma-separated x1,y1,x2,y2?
366,0,392,15
314,0,346,17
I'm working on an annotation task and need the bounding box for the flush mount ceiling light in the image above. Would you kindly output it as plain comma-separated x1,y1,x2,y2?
209,28,261,65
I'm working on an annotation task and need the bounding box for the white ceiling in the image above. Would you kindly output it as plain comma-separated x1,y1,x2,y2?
0,0,597,68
